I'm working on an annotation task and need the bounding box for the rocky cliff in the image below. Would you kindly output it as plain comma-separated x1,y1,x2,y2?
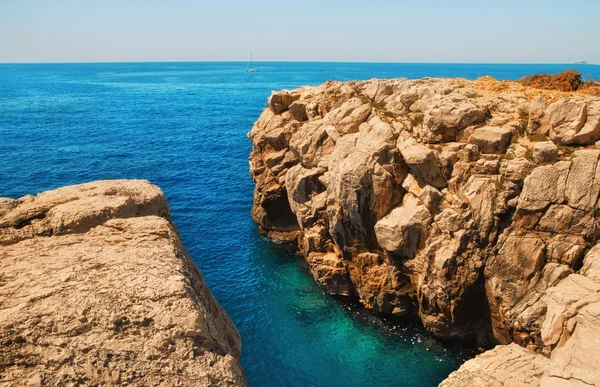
249,77,600,385
0,180,247,386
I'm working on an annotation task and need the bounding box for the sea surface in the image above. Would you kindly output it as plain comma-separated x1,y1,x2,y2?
2,62,599,386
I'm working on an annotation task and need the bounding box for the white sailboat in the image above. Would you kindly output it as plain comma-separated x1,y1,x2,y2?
246,52,259,72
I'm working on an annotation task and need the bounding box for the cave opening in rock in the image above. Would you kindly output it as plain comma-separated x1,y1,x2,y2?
263,191,300,232
451,273,495,348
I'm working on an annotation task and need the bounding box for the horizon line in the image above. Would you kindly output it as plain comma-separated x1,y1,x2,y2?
0,60,597,66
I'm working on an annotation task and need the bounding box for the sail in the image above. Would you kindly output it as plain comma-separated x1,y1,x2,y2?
246,52,259,72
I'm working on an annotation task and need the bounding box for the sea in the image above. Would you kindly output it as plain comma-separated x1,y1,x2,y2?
1,62,599,386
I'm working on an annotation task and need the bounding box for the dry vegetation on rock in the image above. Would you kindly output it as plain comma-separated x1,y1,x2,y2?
518,69,600,96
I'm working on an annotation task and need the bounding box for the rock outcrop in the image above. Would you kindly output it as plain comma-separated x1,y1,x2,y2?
249,77,600,385
0,180,246,386
440,343,551,386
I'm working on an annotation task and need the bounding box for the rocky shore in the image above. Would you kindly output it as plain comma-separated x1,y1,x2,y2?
0,180,247,386
249,76,600,385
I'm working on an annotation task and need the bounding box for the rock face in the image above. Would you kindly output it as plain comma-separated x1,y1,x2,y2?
249,77,600,385
440,343,550,387
0,180,246,386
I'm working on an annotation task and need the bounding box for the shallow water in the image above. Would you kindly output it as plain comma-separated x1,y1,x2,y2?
1,62,599,386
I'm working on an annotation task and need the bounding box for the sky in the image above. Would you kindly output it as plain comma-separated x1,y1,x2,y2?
0,0,599,64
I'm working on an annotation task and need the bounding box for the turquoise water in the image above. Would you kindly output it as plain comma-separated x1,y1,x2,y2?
1,62,599,386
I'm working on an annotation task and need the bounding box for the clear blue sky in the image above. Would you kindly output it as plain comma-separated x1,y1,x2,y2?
1,0,599,63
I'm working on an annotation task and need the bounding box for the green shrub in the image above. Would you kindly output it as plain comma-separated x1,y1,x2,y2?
527,133,549,142
411,113,424,127
500,152,515,161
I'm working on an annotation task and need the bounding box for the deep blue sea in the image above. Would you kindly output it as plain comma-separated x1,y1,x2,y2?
2,62,599,386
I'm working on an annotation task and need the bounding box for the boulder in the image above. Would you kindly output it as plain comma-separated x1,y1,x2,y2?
324,99,372,135
374,194,432,258
398,142,446,188
268,90,300,114
532,141,558,163
517,162,570,212
468,126,513,154
549,99,600,145
421,100,489,142
289,120,335,168
401,173,442,211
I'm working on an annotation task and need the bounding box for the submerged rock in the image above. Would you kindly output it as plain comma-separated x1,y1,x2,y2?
0,180,247,386
249,77,600,386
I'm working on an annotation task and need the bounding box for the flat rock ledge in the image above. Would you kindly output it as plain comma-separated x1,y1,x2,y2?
0,180,247,386
248,77,600,386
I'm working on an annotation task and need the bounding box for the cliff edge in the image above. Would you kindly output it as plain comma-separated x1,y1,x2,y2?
249,76,600,385
0,180,247,386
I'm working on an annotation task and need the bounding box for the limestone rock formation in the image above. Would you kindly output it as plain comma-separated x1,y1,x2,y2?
249,77,600,386
0,180,246,386
532,141,558,163
440,343,550,387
